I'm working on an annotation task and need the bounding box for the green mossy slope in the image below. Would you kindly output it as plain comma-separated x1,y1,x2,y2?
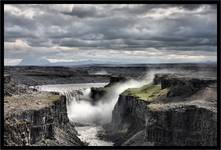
122,83,168,102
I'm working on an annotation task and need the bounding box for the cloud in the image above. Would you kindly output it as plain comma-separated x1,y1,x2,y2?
5,39,30,49
63,5,98,18
4,58,22,66
4,4,217,65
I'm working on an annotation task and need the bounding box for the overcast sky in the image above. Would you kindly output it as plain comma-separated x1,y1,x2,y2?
4,4,217,65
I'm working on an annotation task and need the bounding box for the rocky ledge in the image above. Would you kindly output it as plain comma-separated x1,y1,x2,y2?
90,76,127,104
4,92,84,146
105,74,217,146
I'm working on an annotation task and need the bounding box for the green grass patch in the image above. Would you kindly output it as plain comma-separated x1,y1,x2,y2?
122,83,168,102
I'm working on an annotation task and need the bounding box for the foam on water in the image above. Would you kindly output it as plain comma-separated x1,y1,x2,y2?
34,72,156,146
34,83,108,93
35,82,113,146
75,126,113,146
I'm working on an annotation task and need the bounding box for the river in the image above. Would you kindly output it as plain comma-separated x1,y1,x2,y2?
34,76,152,146
34,83,113,146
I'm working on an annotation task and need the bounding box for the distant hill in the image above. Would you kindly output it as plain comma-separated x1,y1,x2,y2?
18,58,217,66
19,57,51,66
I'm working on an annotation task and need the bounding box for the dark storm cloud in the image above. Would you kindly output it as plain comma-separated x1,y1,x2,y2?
4,4,217,65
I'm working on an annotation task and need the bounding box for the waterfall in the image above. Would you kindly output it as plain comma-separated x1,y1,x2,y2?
34,83,108,124
62,89,84,105
66,72,156,125
33,71,158,125
34,71,158,125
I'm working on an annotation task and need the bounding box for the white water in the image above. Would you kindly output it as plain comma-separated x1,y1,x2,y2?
34,72,156,146
76,125,113,146
35,82,114,146
34,83,108,92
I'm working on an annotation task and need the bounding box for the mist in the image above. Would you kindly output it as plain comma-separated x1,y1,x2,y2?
67,70,171,125
90,70,109,75
36,69,181,125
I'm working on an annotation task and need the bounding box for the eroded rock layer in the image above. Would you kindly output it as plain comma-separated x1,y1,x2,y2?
107,74,217,146
4,93,84,146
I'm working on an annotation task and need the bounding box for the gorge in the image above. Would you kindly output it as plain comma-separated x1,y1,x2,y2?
3,64,217,146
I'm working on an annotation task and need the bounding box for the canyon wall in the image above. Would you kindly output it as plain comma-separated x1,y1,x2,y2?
145,105,217,146
4,94,84,146
108,74,217,146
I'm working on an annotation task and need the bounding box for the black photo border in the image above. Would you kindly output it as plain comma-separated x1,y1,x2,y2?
0,0,220,149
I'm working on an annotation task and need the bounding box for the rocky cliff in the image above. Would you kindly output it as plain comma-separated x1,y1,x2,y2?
4,92,84,146
90,76,127,104
107,74,217,146
144,104,216,146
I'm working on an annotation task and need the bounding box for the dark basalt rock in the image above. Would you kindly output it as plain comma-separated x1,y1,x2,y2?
107,76,127,87
154,74,216,97
154,74,216,89
90,87,107,104
145,105,217,146
90,76,128,104
4,95,85,146
103,95,149,145
107,74,217,146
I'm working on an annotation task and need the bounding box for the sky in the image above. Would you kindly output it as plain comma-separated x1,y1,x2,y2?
4,4,217,66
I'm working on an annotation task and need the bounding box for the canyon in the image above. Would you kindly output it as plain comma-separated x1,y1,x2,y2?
4,92,85,146
104,74,217,146
3,64,217,146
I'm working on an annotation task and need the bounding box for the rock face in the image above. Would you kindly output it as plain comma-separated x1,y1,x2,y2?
106,95,149,145
107,76,127,87
90,76,127,103
154,74,216,97
90,87,107,103
4,94,84,146
107,74,217,146
145,105,217,146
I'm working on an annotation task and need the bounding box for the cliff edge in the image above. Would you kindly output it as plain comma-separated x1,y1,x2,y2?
4,91,84,146
106,74,217,146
